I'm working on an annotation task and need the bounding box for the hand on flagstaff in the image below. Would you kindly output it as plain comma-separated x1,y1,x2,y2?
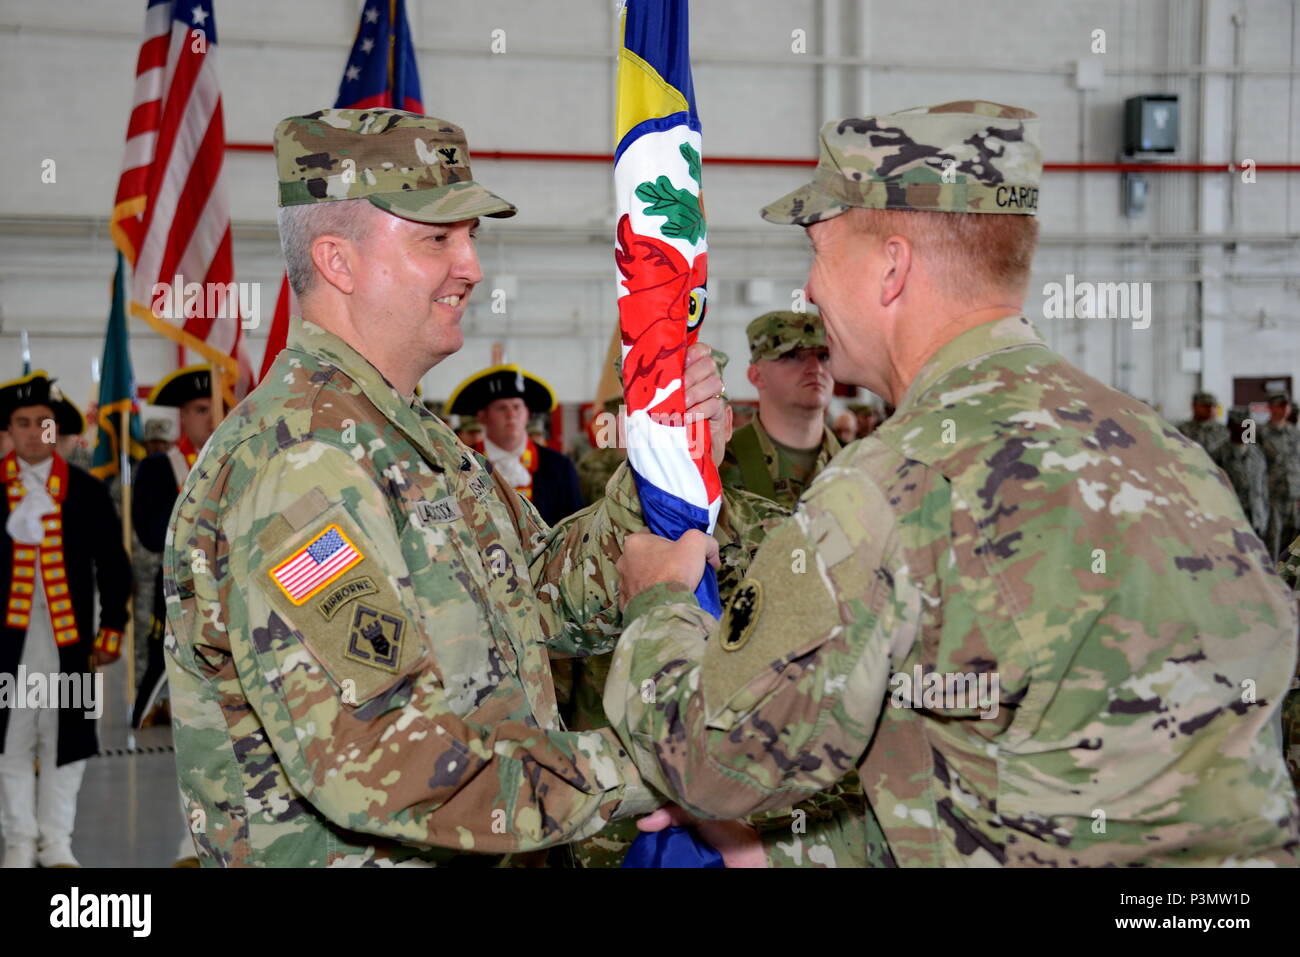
617,529,720,610
683,342,726,465
637,804,768,869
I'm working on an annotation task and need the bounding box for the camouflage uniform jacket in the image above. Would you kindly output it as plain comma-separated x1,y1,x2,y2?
1176,418,1228,463
1217,443,1269,538
606,315,1300,867
536,462,867,867
1278,535,1300,797
163,320,657,867
575,446,625,505
719,416,841,509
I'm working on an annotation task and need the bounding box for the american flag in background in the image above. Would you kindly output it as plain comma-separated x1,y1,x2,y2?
258,0,425,381
270,526,364,605
110,0,253,404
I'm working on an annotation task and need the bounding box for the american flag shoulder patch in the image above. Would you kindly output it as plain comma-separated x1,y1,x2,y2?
269,524,365,605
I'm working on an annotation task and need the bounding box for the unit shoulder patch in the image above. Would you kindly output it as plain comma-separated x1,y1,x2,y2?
719,579,762,652
256,505,418,705
344,602,406,673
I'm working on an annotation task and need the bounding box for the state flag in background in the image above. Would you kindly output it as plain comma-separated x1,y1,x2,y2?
91,252,146,481
258,0,425,381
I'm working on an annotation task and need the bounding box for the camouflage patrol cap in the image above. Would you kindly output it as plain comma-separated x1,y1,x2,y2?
1267,391,1291,406
1192,391,1217,406
746,311,828,362
274,109,516,223
711,348,730,377
143,418,174,442
761,101,1042,226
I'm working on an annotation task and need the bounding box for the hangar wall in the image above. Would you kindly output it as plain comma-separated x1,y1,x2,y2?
0,0,1296,420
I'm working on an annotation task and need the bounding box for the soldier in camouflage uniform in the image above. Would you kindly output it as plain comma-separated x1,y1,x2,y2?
162,109,734,866
1176,391,1228,463
1262,393,1300,560
604,101,1300,866
543,359,866,867
1218,409,1269,539
575,398,625,504
1279,535,1300,797
719,311,841,508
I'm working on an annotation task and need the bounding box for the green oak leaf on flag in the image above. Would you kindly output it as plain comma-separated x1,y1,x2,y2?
635,174,707,243
680,142,702,186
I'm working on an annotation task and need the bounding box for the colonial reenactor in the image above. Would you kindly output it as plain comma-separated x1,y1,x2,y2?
718,310,841,508
446,363,585,525
164,109,739,866
132,365,215,726
1261,392,1300,560
52,394,92,472
607,101,1298,866
1177,390,1229,463
0,372,132,868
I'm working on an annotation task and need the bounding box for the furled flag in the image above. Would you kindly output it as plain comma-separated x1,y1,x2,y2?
615,0,723,870
91,252,147,480
110,0,253,406
258,0,425,380
614,0,721,618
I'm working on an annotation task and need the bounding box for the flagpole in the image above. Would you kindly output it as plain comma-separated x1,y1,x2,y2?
119,405,135,717
210,364,224,427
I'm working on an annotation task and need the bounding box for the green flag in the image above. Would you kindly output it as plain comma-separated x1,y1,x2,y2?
91,252,144,479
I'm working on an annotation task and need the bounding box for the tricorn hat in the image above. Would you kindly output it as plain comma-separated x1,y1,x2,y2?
148,365,212,408
0,371,85,435
445,364,556,416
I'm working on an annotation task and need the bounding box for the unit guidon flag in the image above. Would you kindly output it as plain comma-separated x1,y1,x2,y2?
614,0,724,870
614,0,721,620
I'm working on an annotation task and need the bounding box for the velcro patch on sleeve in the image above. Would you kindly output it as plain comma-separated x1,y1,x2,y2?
702,521,843,719
257,503,418,705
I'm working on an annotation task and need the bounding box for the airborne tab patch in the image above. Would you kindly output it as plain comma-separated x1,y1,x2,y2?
316,576,378,620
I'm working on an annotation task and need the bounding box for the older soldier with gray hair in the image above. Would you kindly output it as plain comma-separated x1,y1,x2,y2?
607,101,1299,866
163,109,738,866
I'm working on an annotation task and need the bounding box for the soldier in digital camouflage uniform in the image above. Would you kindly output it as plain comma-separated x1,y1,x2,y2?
719,311,841,509
1262,393,1300,561
604,101,1300,866
575,398,625,505
1176,391,1228,463
543,353,866,867
163,109,732,867
1218,409,1269,539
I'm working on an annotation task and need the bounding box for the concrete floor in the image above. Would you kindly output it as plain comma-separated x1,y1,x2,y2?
0,654,190,868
